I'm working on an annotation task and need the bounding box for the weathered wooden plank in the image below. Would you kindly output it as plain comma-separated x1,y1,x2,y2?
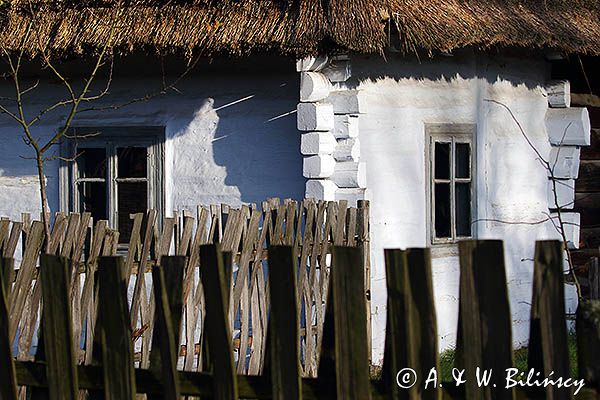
70,213,91,362
576,160,600,192
0,220,10,255
9,221,44,342
331,246,371,400
334,200,347,246
12,360,415,399
98,256,136,400
0,257,17,400
455,242,483,400
149,260,184,399
383,249,440,400
4,221,22,259
45,213,66,255
149,257,185,368
124,213,144,274
80,220,107,365
357,200,371,363
60,213,80,258
200,244,238,400
184,210,207,371
130,210,157,356
311,201,328,364
283,200,298,246
17,279,40,361
242,208,264,375
457,241,514,400
39,255,78,400
528,241,570,400
268,245,302,400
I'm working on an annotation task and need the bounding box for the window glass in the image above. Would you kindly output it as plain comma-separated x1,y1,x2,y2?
434,142,451,180
78,148,107,179
118,182,147,243
456,182,471,236
78,182,107,221
117,147,147,178
455,143,470,179
434,183,451,238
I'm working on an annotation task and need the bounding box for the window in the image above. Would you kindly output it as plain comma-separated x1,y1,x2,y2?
60,127,164,244
426,124,475,244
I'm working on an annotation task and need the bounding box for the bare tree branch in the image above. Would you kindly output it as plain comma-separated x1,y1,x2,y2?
486,98,583,300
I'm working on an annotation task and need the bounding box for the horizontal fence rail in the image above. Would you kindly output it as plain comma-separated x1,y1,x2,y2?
0,240,598,399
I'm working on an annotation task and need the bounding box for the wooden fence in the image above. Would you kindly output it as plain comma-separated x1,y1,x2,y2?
1,240,598,399
0,198,370,379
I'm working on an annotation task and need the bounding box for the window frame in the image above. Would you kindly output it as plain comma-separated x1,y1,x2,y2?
59,126,165,238
425,123,477,246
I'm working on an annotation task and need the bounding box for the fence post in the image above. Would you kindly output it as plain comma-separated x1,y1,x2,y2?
200,244,238,400
39,255,78,400
268,245,302,400
357,200,371,365
329,246,371,400
382,249,440,400
98,256,136,400
0,257,17,400
456,241,514,400
150,259,185,399
528,241,570,400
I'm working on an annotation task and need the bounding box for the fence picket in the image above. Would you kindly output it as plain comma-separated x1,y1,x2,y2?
0,220,10,254
4,221,22,259
150,260,184,399
528,241,570,400
9,221,43,343
200,244,238,400
331,246,371,400
39,255,79,400
457,241,514,400
268,245,302,400
383,249,440,400
0,257,17,400
98,256,136,400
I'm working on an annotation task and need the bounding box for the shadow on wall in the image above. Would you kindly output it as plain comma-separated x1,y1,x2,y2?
166,67,304,208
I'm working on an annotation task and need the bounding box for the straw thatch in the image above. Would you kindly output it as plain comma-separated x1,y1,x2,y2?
1,0,599,57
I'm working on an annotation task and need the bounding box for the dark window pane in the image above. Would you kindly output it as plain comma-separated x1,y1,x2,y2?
78,182,106,221
434,183,451,238
118,182,147,243
117,147,147,178
78,148,106,178
456,183,472,236
456,143,471,179
434,142,450,180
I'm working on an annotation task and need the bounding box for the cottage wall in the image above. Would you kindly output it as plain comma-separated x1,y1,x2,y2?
349,52,581,360
0,53,585,364
0,59,304,221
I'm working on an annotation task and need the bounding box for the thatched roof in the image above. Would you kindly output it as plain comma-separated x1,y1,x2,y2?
1,0,599,57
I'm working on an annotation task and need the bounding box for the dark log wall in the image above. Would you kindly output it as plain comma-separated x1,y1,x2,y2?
575,107,600,251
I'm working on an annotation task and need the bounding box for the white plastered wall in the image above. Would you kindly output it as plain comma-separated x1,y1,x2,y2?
298,51,585,363
0,58,305,248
